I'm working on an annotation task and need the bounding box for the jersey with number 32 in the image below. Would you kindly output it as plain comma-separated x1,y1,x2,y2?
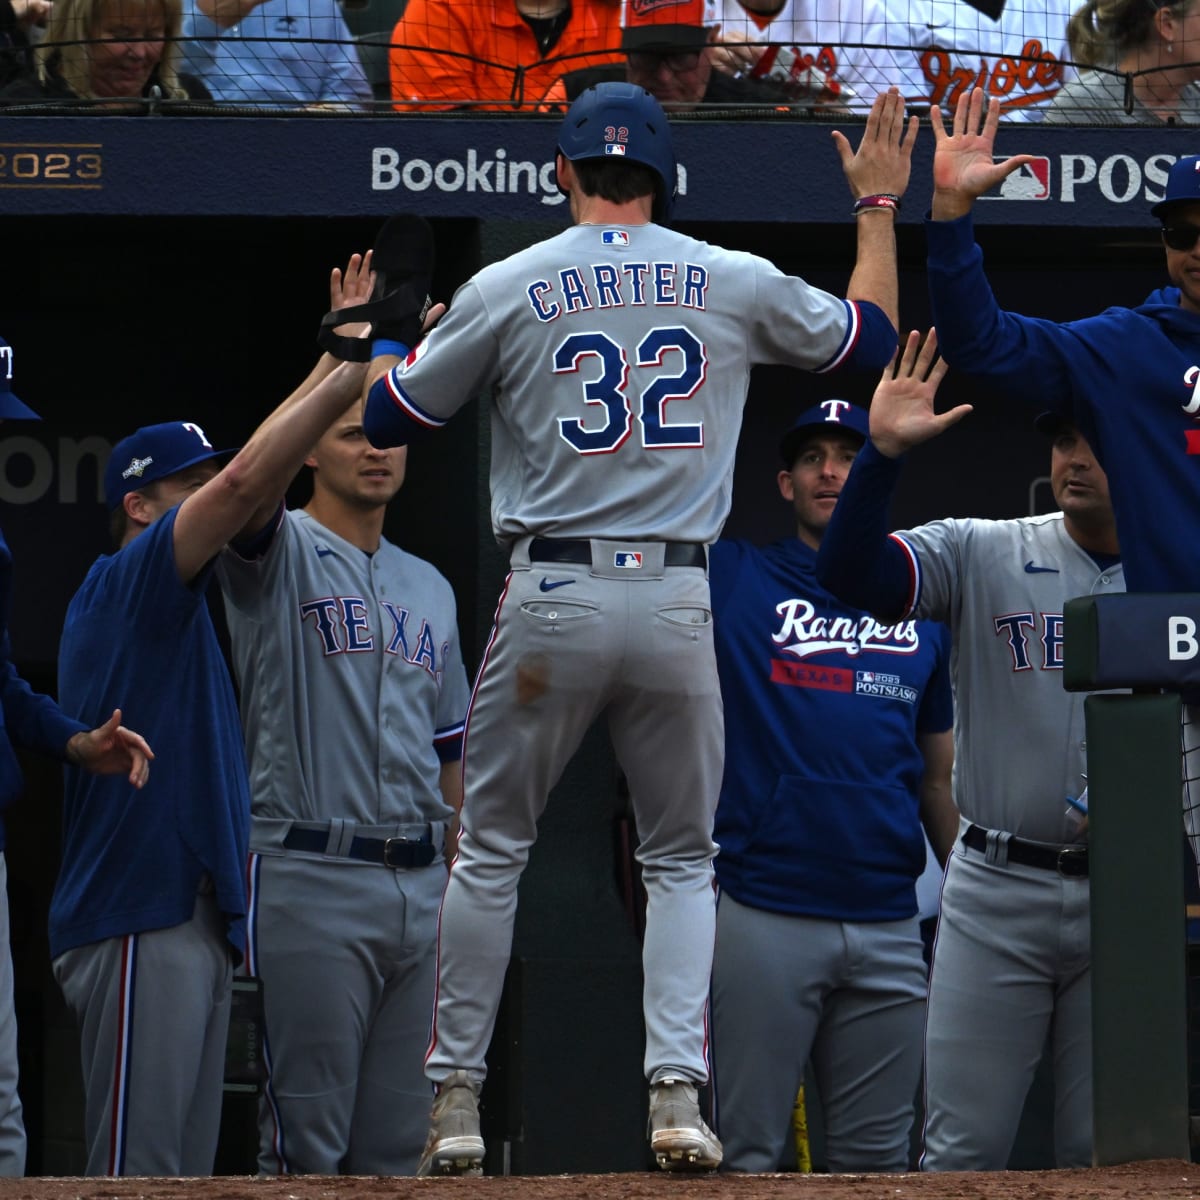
385,223,867,546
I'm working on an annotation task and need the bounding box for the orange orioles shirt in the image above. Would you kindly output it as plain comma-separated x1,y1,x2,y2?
389,0,622,110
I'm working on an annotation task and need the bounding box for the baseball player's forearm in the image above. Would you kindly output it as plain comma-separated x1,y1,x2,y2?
815,441,912,622
845,210,899,334
171,362,367,582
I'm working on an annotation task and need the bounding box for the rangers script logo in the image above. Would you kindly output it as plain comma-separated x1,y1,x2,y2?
771,598,920,659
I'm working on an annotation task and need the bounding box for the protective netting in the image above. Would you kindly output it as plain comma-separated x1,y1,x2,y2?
0,0,1195,121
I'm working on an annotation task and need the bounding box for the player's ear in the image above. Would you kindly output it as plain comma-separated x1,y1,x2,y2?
777,468,795,501
124,489,154,532
555,153,573,193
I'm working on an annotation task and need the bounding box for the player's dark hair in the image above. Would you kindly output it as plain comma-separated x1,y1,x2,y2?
571,158,659,210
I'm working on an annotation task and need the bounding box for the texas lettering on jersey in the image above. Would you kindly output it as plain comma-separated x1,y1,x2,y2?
994,610,1064,670
298,593,449,683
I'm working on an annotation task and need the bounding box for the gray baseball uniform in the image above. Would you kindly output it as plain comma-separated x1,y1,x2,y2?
890,512,1124,1169
217,508,469,1174
368,221,889,1092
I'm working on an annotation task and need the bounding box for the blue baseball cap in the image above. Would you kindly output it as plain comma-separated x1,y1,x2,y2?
779,400,870,466
0,337,41,421
104,420,235,511
1151,155,1200,218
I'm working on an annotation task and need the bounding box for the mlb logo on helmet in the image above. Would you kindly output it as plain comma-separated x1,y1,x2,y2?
605,144,627,156
0,336,41,421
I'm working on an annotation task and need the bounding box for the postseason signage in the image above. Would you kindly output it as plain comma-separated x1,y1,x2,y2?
1064,594,1200,693
0,115,1195,223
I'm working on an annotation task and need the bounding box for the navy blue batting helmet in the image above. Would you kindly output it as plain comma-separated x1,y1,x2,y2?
557,82,678,223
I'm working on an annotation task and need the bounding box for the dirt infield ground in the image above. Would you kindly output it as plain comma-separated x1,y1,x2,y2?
0,1161,1199,1200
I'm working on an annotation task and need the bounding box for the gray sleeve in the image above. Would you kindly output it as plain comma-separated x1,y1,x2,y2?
392,278,501,423
891,518,971,626
745,254,861,371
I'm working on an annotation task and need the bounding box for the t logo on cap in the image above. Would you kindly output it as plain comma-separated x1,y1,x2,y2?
0,337,42,422
103,420,235,511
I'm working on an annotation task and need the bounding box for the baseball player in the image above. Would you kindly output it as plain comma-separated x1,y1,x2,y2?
707,0,1074,119
708,400,956,1173
816,328,1123,1169
356,80,916,1174
0,339,153,1177
924,89,1200,869
215,256,470,1175
53,352,368,1175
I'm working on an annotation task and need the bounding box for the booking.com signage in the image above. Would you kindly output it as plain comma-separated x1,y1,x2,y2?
0,116,1195,223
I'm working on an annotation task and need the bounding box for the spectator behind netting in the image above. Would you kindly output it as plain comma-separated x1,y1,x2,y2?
178,0,370,108
706,0,1075,120
388,0,621,110
0,0,50,89
704,0,927,114
0,0,210,106
1045,0,1200,125
538,0,800,113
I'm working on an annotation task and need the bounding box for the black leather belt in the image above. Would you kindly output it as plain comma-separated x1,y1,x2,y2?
527,537,706,568
962,823,1088,878
282,827,436,869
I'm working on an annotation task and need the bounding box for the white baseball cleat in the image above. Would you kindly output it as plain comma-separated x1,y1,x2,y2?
416,1070,486,1177
648,1076,723,1172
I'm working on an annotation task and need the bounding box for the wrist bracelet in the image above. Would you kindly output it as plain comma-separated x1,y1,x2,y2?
853,193,901,216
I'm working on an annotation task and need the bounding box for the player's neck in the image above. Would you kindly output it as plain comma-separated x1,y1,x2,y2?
1064,515,1119,558
572,193,653,227
304,496,386,553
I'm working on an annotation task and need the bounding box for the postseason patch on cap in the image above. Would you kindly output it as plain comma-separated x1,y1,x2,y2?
602,230,630,246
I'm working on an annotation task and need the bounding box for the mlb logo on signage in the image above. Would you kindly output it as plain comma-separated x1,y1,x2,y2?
602,230,630,246
605,144,627,157
983,156,1051,201
614,551,643,568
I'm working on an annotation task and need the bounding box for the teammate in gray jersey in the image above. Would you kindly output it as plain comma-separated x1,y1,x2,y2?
360,80,916,1174
216,255,470,1175
816,330,1123,1170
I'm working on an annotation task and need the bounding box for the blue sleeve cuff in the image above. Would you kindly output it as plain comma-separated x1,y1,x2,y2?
815,440,911,621
371,338,410,360
847,300,899,372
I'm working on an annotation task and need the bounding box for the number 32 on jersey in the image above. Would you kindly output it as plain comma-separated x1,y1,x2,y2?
553,327,707,455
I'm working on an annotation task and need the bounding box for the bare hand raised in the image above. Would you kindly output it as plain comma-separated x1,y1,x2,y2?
870,329,971,458
832,88,919,203
930,87,1037,220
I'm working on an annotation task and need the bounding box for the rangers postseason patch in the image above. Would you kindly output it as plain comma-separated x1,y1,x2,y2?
614,551,643,568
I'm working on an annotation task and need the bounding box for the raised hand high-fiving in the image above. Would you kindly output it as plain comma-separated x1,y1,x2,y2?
930,87,1036,221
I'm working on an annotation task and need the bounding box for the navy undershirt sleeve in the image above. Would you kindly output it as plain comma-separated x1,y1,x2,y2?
815,439,912,622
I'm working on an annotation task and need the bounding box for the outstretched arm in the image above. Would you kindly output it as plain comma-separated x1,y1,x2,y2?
815,329,968,619
170,254,378,583
831,87,919,333
930,87,1037,222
